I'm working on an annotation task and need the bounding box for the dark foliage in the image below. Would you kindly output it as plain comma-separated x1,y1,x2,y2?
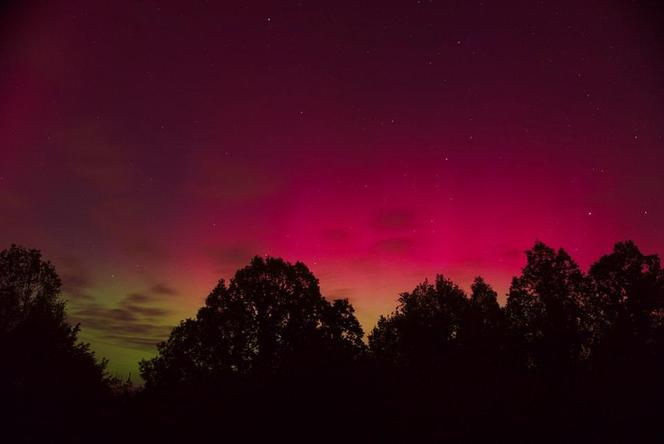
366,241,664,442
129,256,368,442
3,242,663,443
505,241,589,373
0,245,116,442
139,256,364,389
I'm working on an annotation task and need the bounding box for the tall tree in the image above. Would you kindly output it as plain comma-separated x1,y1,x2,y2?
588,241,664,360
0,244,64,334
0,245,114,440
368,275,469,367
461,277,504,365
140,256,364,388
505,242,589,372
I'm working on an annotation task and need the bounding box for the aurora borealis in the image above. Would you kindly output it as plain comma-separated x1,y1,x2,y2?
1,1,663,378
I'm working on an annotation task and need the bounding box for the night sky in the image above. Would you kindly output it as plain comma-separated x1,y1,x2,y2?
1,1,663,378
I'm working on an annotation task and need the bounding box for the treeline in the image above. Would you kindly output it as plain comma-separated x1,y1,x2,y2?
1,241,663,442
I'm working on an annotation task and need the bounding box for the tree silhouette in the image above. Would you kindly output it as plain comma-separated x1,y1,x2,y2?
461,277,505,366
140,256,364,388
0,245,115,441
366,275,517,442
3,241,663,442
368,275,469,368
580,241,664,439
505,241,589,372
588,241,664,359
0,244,64,334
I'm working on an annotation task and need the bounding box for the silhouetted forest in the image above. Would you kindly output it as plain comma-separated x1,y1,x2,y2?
1,242,663,442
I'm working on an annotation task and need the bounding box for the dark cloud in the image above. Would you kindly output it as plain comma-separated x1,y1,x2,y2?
320,228,352,243
74,306,137,323
371,237,416,255
372,209,416,231
501,248,524,260
126,305,171,318
210,245,257,265
150,283,179,296
71,295,174,351
108,308,138,322
208,244,260,274
100,334,168,349
125,292,151,303
325,287,355,299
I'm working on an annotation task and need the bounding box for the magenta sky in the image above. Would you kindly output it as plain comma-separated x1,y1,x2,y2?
1,1,663,377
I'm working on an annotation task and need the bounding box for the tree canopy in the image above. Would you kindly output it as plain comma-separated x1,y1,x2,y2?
505,241,589,371
140,256,364,388
4,241,664,442
0,245,115,441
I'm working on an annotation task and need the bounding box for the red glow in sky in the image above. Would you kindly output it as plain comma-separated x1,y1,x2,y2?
1,1,663,377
